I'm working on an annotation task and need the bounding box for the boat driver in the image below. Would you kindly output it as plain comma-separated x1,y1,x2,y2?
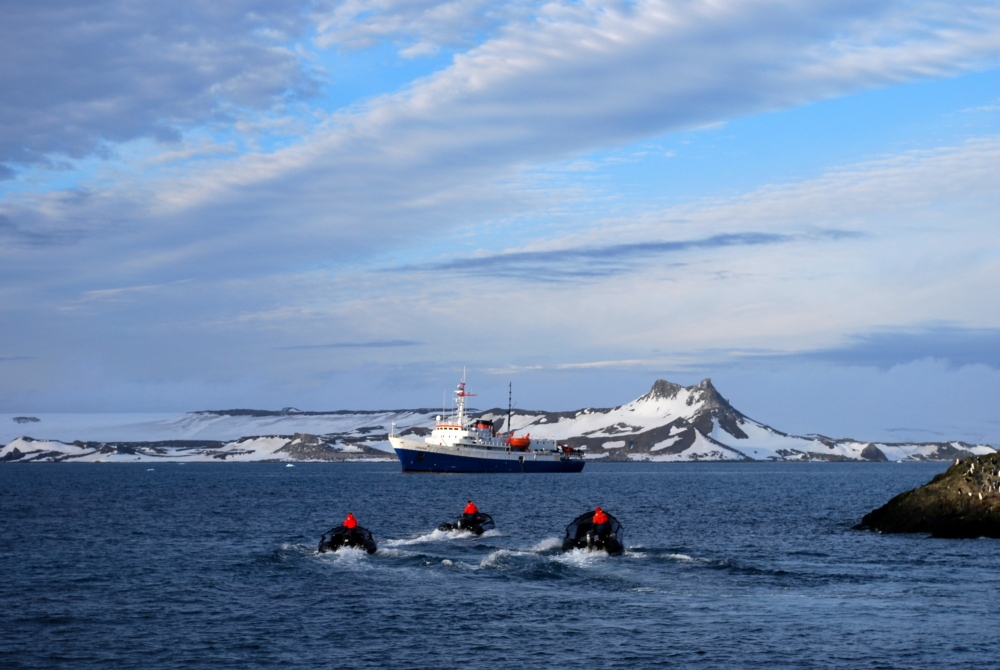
342,512,358,547
343,512,359,542
462,500,479,525
591,507,609,539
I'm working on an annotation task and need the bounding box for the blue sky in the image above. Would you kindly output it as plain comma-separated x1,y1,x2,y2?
1,0,999,444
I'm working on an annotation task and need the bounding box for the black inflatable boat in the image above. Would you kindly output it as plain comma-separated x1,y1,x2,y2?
561,510,624,555
318,525,377,554
438,512,495,535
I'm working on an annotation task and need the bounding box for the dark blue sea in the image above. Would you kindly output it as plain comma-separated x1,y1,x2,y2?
2,462,998,669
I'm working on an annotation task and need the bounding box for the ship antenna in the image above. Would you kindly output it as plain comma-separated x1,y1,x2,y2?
508,382,513,437
454,366,475,427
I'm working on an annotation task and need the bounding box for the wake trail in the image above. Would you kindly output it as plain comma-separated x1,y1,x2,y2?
383,527,501,547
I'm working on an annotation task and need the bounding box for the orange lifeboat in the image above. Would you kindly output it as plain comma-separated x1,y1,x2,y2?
507,433,531,450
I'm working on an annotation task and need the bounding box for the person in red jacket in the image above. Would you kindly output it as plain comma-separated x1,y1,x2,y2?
592,506,609,539
343,512,358,529
462,500,479,524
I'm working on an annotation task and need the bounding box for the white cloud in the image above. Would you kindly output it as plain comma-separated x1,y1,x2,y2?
314,0,540,53
160,0,1000,225
7,0,996,271
3,0,1000,414
0,1,314,176
286,136,1000,365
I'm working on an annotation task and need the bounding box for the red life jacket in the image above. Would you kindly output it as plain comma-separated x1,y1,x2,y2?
464,502,478,515
593,509,608,525
344,513,358,529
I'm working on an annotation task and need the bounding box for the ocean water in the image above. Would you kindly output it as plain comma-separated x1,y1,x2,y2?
2,462,998,669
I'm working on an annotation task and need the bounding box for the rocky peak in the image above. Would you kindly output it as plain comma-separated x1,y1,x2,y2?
640,378,733,411
641,379,685,401
633,377,747,440
687,378,732,411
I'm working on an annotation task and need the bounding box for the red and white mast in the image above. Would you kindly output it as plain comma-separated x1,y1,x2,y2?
454,366,476,427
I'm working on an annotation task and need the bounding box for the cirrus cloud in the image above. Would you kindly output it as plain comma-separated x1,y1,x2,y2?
0,0,316,177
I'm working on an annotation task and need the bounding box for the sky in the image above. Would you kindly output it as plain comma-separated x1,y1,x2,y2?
1,0,999,445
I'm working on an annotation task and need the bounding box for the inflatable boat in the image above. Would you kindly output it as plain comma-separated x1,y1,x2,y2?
318,525,377,554
438,512,495,535
561,510,624,555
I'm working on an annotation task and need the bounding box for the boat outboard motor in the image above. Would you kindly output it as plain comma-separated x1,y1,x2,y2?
318,525,377,554
438,512,495,535
561,511,624,555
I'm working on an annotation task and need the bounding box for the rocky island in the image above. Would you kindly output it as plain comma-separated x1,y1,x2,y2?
856,453,1000,538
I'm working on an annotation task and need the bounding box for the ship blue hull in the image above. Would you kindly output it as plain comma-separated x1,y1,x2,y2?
394,448,585,473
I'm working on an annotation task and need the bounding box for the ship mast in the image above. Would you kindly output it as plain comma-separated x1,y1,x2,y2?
507,382,512,437
454,366,476,428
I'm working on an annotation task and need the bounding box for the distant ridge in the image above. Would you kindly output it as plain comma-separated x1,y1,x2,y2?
475,378,992,462
2,379,994,462
194,407,444,417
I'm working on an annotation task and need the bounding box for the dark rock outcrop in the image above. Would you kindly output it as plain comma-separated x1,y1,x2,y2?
277,433,389,461
859,444,888,462
0,446,23,462
856,453,1000,538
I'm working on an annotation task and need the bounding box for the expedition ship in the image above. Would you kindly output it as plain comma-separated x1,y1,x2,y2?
388,375,585,473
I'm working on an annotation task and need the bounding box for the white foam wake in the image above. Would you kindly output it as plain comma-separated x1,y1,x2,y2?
477,537,570,569
383,527,502,547
383,528,474,547
529,537,562,553
479,548,530,568
314,545,372,567
551,547,609,568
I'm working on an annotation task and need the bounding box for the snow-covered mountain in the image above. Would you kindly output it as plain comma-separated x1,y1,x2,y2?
483,379,995,462
1,379,994,462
